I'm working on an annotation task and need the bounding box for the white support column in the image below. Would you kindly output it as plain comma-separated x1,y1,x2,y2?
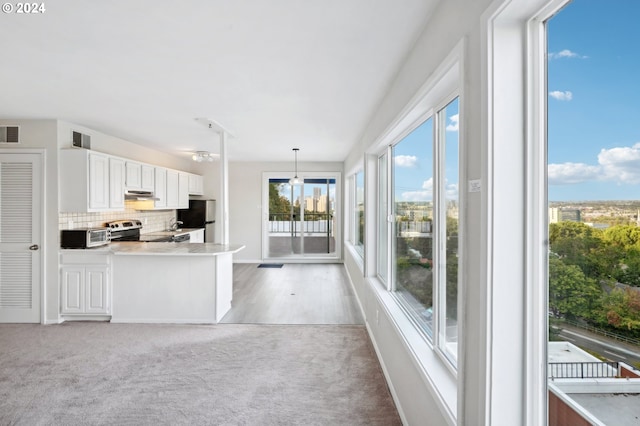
219,131,229,245
195,118,233,246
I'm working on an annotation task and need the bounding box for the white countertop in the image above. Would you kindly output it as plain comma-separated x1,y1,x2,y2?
61,242,245,256
111,242,245,256
139,228,202,238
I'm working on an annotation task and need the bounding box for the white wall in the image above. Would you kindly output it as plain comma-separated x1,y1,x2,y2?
229,161,343,262
0,119,60,323
343,0,495,424
57,121,193,172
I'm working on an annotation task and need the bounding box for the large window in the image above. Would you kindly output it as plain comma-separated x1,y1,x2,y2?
546,1,640,422
353,171,365,257
378,95,460,366
392,117,435,335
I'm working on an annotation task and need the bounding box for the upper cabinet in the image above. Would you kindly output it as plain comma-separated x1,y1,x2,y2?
60,149,125,212
188,173,204,195
179,172,189,208
154,167,167,209
109,158,125,210
60,149,201,212
125,161,155,191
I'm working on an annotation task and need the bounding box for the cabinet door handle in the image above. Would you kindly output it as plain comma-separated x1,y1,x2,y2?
29,244,39,251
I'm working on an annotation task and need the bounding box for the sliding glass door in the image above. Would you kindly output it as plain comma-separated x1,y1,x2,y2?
263,173,340,260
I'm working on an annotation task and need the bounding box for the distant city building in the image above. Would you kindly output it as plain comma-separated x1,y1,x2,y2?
549,207,581,223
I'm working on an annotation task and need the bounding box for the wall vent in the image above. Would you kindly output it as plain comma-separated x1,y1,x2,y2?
0,126,20,143
72,131,91,149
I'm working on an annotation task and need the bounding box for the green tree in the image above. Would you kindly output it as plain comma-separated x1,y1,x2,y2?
548,257,601,320
549,221,606,278
595,287,640,337
268,183,291,217
602,225,640,251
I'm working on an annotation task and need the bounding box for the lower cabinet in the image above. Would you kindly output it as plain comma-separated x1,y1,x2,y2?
60,252,111,317
188,229,205,243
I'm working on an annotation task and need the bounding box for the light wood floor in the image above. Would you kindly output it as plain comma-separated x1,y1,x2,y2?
220,263,364,325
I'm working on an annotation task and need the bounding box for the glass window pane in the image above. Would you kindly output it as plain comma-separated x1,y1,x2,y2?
302,179,335,255
441,97,459,363
378,154,388,283
393,118,434,337
355,171,365,256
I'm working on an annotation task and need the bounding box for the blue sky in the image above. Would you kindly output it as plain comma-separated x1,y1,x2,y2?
548,0,640,201
393,97,459,203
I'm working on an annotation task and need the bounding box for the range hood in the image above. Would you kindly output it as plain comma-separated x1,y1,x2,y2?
124,190,159,201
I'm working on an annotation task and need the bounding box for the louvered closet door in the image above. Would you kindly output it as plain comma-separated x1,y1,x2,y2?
0,153,41,323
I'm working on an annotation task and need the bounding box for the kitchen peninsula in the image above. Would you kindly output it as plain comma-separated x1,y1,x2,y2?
60,242,244,324
110,242,245,324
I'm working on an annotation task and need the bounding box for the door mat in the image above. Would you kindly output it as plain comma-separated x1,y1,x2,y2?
258,263,284,268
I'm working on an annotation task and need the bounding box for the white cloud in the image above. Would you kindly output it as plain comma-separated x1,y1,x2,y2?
446,114,459,132
394,155,418,168
401,178,432,201
548,162,601,185
446,182,459,199
398,178,459,201
598,143,640,184
549,90,573,101
549,49,587,59
549,142,640,185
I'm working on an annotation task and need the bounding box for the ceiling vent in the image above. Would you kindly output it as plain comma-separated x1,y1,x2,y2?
0,126,19,143
72,131,91,149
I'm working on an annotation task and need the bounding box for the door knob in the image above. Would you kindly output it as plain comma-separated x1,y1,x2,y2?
29,244,39,251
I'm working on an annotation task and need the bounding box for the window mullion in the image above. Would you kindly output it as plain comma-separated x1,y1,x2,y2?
434,109,445,349
387,145,394,292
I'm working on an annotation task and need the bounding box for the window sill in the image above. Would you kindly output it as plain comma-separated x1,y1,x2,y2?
345,242,365,272
367,276,457,424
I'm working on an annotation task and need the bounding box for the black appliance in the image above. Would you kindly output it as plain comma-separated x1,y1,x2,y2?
178,199,216,242
61,228,110,248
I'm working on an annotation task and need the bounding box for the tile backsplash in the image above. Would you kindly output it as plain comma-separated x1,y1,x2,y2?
59,201,176,234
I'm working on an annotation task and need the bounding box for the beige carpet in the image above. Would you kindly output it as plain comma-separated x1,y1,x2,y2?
0,322,401,425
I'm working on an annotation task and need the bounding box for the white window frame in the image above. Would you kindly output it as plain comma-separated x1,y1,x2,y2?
353,170,365,258
481,0,567,424
368,41,464,422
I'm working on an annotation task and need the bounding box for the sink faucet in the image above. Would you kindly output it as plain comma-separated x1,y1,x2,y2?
168,217,183,231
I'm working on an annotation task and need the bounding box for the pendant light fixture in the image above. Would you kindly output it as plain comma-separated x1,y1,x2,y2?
289,148,302,185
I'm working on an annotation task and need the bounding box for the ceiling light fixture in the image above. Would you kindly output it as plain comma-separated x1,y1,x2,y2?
192,151,215,162
289,148,302,185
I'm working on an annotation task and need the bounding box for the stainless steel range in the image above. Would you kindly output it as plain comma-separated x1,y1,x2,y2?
106,220,190,242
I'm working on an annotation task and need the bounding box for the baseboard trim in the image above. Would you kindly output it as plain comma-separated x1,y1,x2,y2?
365,318,409,426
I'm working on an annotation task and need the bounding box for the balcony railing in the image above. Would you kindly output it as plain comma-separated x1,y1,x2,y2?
396,221,432,236
548,362,619,379
269,213,333,235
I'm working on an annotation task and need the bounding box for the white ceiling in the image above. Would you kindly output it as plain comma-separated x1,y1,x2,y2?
0,1,437,162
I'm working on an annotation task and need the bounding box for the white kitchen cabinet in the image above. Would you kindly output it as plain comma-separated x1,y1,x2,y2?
166,169,179,208
188,173,204,195
154,167,167,209
109,157,125,209
125,161,142,189
89,153,110,209
188,228,205,243
126,162,155,191
141,164,155,191
60,149,124,212
179,172,189,208
60,252,111,317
